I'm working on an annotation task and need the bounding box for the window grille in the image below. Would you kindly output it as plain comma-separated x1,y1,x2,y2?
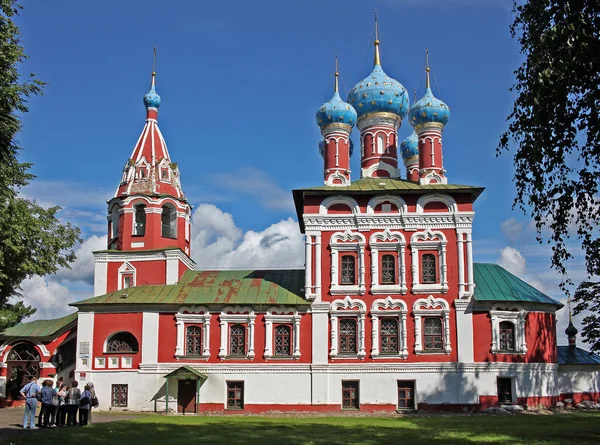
229,324,246,356
274,325,291,357
186,325,202,356
381,254,395,284
423,317,443,350
422,254,437,283
341,255,356,285
380,318,399,353
339,318,357,353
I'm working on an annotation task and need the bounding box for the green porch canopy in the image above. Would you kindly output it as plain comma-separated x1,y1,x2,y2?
163,366,208,413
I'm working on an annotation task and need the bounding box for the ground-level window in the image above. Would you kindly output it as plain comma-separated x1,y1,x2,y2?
397,380,415,409
342,380,359,409
226,381,244,410
111,384,128,407
497,377,513,404
499,321,515,352
423,317,443,351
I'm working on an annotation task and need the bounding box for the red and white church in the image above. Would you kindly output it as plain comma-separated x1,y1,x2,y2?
1,35,600,413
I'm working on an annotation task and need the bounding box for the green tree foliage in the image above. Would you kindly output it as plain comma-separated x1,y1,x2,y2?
0,0,81,331
499,1,600,350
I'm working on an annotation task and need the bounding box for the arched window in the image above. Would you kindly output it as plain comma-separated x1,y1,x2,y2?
381,254,396,284
499,321,515,351
161,204,177,238
133,204,146,236
229,324,246,356
186,325,202,356
110,205,120,239
380,318,399,353
106,332,139,353
7,343,40,361
274,325,292,357
423,317,443,351
422,254,437,284
377,134,385,154
341,255,356,285
339,318,357,354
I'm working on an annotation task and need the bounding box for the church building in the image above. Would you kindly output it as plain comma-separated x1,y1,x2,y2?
1,29,599,413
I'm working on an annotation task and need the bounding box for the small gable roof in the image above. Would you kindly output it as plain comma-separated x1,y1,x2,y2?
1,312,77,338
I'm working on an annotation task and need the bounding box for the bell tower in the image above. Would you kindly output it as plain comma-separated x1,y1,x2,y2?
93,51,195,296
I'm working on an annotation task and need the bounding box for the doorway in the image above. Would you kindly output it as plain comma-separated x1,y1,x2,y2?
177,379,197,414
497,377,514,404
5,343,41,401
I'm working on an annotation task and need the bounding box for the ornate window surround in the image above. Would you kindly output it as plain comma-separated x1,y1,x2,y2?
264,307,301,360
118,262,136,290
369,230,407,294
175,306,211,359
410,229,448,294
370,297,408,359
330,230,366,295
329,297,367,359
218,306,256,360
413,296,452,355
103,331,139,354
490,305,527,355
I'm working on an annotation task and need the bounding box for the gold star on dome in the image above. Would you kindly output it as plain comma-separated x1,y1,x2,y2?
358,103,363,108
380,91,385,95
387,100,392,104
363,93,368,98
371,100,376,105
421,112,427,117
367,82,372,86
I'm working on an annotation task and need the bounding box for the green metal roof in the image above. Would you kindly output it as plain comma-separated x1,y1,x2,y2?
73,269,309,307
292,178,485,232
0,312,77,338
473,263,562,307
164,366,208,380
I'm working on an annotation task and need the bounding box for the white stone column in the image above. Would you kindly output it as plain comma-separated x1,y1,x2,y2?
247,318,255,359
358,246,366,295
315,234,322,300
440,243,448,292
141,312,159,364
358,313,366,358
399,245,407,293
457,232,465,296
264,318,273,359
203,317,211,357
401,313,408,358
175,319,184,356
93,256,108,297
311,303,330,365
293,316,301,359
371,248,379,288
371,314,379,357
466,231,474,295
454,300,474,362
330,314,338,357
331,250,339,287
411,246,418,287
218,320,228,359
305,235,313,299
414,313,422,354
444,311,452,354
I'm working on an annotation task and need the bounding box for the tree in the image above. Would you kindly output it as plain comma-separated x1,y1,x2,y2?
499,1,600,351
0,0,80,331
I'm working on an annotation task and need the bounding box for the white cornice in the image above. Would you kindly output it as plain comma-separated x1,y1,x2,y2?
93,249,196,271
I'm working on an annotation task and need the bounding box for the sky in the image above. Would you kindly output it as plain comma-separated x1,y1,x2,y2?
11,0,589,345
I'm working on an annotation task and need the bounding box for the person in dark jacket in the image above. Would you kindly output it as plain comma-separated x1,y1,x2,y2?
41,380,56,428
79,384,92,426
87,382,97,424
65,380,81,426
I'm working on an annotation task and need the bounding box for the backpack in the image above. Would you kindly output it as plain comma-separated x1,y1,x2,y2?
80,396,90,406
92,396,99,408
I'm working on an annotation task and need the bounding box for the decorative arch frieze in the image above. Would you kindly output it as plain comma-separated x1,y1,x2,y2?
370,297,408,359
1,340,50,362
416,194,458,213
319,195,360,215
369,230,408,294
362,161,400,179
175,306,211,359
410,229,448,294
412,296,452,355
325,171,350,187
329,297,367,359
330,230,367,295
366,195,408,214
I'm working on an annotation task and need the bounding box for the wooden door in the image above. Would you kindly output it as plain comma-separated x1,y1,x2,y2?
177,379,196,414
6,361,39,401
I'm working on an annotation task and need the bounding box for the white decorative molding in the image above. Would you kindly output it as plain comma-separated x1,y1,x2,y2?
490,305,528,355
93,248,196,272
361,161,401,179
369,230,407,295
319,195,360,215
330,230,366,295
218,306,256,360
264,307,302,360
416,194,457,214
117,262,136,290
366,195,407,214
175,306,211,359
329,297,367,359
413,296,452,355
410,229,448,294
419,170,448,185
325,171,350,187
370,297,408,359
0,340,51,361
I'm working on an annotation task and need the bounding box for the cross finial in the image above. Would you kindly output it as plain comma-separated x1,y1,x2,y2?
151,46,157,87
374,11,381,66
425,48,431,89
334,54,339,93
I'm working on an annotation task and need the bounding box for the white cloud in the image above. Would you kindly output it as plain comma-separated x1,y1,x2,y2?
500,217,525,243
497,246,526,277
191,204,304,269
21,180,111,210
16,276,85,322
54,235,107,285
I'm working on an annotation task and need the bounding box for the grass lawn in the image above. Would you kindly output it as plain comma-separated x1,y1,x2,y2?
2,412,600,445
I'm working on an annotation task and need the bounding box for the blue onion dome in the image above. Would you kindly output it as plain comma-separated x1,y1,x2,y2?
316,68,357,131
347,40,409,121
408,56,450,130
143,73,161,109
400,131,419,163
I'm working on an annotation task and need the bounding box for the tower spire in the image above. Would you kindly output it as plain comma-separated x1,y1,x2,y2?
151,46,157,87
334,54,339,93
425,48,431,89
374,11,381,66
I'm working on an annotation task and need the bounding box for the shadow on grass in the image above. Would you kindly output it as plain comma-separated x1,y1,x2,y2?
1,413,600,445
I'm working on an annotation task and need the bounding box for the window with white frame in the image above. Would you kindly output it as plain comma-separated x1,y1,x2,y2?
370,297,408,359
95,357,106,368
118,262,136,290
161,204,177,238
135,160,149,180
410,230,448,294
329,297,366,359
133,203,146,236
175,307,211,359
369,230,407,294
490,306,527,355
218,306,255,359
330,230,366,295
413,296,451,355
264,307,301,360
110,204,121,240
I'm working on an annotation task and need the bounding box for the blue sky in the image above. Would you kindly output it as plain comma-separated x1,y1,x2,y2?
12,1,585,344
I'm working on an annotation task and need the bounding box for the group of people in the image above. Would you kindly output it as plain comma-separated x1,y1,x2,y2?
19,376,98,429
